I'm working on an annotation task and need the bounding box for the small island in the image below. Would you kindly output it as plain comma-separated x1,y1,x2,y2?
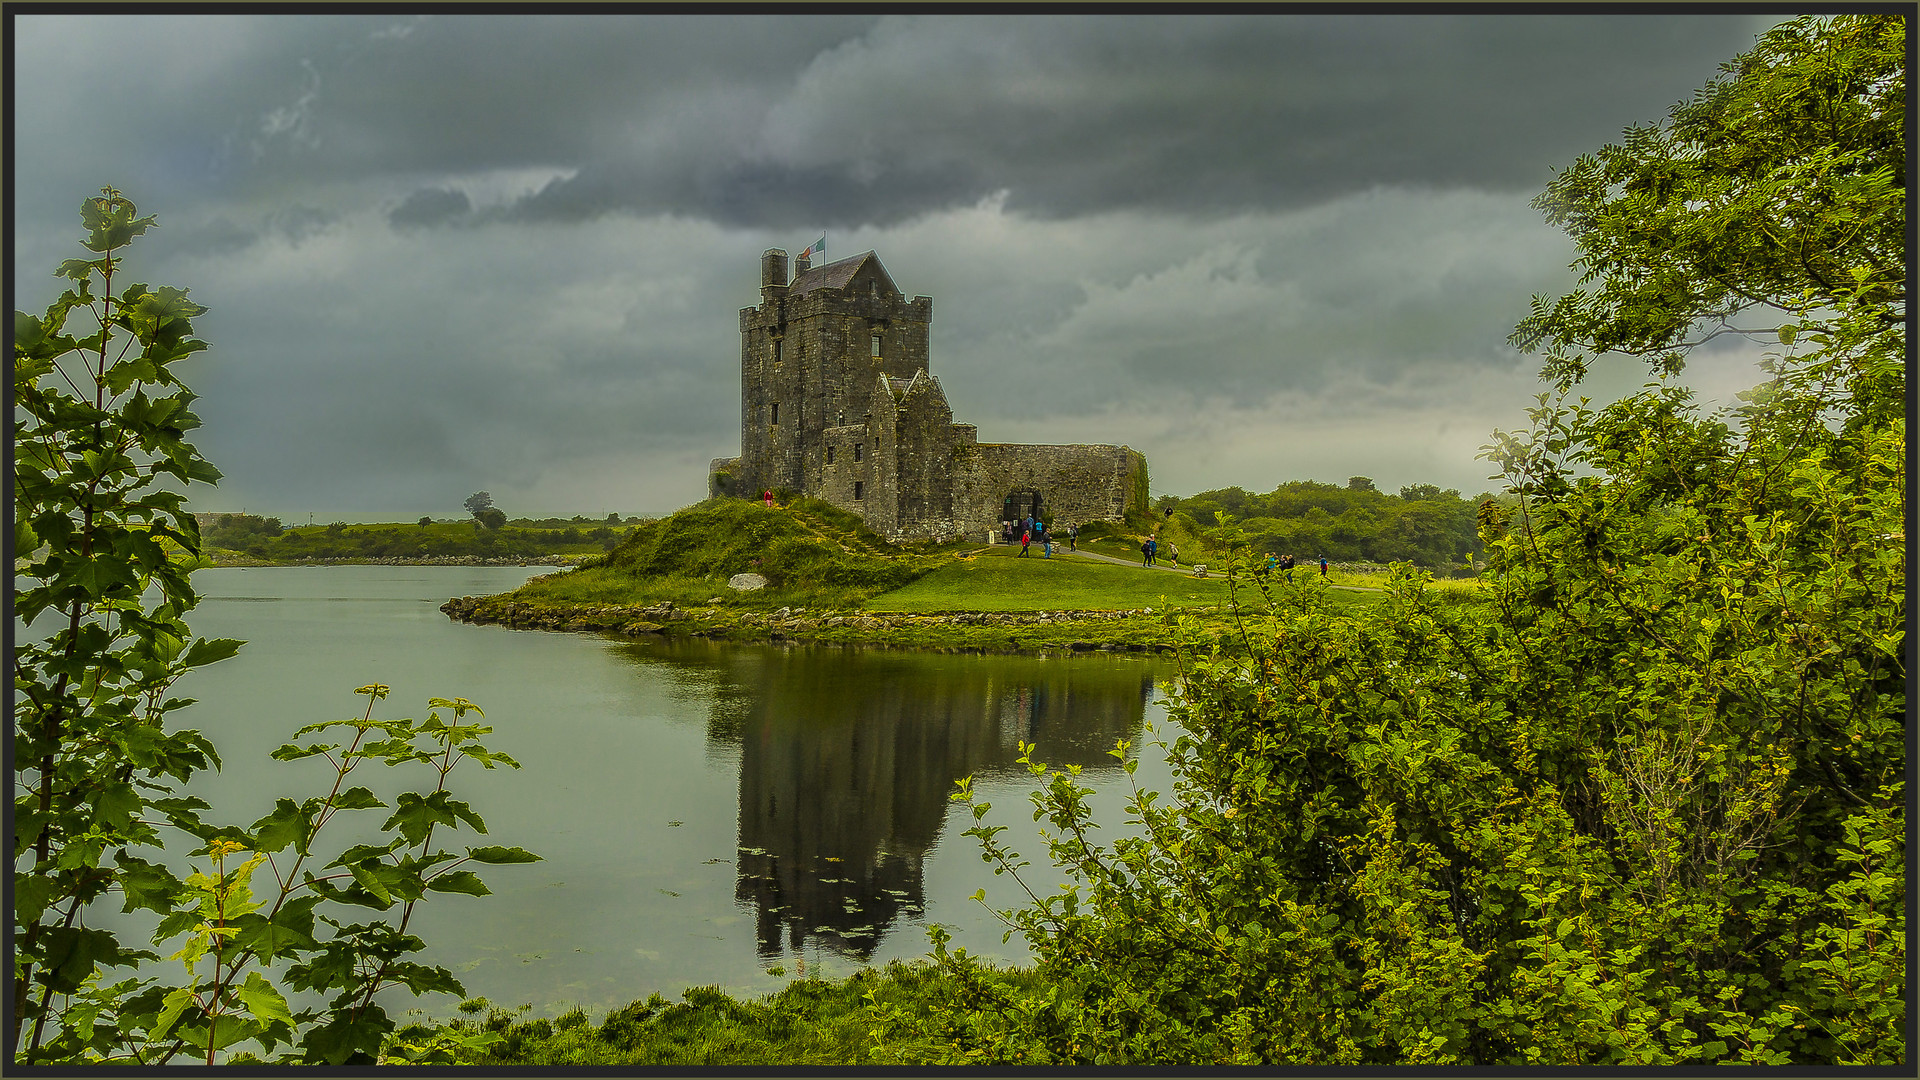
434,493,1471,654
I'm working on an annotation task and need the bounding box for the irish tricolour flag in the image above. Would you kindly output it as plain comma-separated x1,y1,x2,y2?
800,236,825,260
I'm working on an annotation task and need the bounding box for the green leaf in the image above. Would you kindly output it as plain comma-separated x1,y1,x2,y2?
331,786,386,811
426,870,491,896
271,742,334,762
91,781,143,832
15,874,61,924
40,926,124,993
349,862,393,905
234,971,294,1028
67,554,140,598
466,845,542,864
179,637,243,668
114,853,186,915
152,985,200,1040
300,1008,391,1065
249,799,311,854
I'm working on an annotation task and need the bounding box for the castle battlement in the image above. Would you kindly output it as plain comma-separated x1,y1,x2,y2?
712,249,1144,542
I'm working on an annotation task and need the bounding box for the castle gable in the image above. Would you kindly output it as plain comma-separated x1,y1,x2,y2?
789,251,898,298
899,369,949,411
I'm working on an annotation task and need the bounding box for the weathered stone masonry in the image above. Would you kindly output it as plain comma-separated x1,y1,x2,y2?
709,249,1145,541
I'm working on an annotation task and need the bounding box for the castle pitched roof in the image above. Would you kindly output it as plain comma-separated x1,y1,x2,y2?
789,251,895,296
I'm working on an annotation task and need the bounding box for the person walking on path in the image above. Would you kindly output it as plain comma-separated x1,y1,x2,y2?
1283,554,1296,583
1166,541,1180,569
1319,555,1329,578
1067,524,1078,552
1020,528,1033,557
1040,520,1052,559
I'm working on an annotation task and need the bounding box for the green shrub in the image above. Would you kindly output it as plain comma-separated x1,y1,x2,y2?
903,17,1904,1065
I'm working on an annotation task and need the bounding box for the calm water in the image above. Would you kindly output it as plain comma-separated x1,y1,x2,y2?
149,566,1177,1017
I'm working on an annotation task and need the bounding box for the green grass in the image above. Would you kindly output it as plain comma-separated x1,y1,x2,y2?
417,959,1046,1066
866,549,1236,612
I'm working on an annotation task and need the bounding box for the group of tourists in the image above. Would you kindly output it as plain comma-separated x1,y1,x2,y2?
1138,534,1180,568
1004,516,1076,559
1259,553,1329,581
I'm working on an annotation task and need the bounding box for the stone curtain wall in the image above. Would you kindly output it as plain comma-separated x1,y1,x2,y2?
954,443,1138,539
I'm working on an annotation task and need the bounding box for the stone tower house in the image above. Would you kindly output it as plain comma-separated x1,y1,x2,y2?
710,249,1144,542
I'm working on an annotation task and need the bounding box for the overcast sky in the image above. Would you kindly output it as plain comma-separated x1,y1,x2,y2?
13,12,1794,520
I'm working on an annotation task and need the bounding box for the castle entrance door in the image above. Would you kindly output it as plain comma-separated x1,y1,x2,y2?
1002,490,1042,524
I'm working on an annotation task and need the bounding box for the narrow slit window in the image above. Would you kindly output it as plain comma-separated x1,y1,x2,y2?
826,445,835,465
854,481,864,500
770,402,778,425
871,333,883,359
854,443,863,462
773,338,782,366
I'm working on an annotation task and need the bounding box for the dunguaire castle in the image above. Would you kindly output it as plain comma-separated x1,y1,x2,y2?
709,249,1146,541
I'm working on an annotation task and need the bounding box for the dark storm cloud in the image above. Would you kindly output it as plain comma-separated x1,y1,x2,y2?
500,158,987,230
389,187,472,230
13,11,1798,514
478,14,1778,227
20,13,1774,233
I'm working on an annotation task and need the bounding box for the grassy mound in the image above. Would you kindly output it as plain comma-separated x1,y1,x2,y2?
503,497,951,610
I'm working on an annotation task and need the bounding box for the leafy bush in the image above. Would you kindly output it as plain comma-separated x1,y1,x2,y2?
900,16,1904,1066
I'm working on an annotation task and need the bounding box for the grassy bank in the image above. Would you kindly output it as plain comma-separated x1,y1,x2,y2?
392,959,1044,1066
443,498,1428,652
193,513,641,565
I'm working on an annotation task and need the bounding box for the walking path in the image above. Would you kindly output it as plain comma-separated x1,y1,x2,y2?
972,543,1385,592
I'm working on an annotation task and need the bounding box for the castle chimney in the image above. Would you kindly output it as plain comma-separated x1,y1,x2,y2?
761,249,789,289
794,252,811,274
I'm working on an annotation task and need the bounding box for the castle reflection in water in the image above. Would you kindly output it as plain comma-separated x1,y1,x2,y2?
619,639,1163,962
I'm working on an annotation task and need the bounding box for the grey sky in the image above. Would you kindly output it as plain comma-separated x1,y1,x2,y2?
12,12,1791,519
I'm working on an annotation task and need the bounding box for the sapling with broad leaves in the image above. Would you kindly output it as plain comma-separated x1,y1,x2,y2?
12,188,538,1064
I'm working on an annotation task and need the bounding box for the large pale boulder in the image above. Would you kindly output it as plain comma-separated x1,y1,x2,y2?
727,572,768,591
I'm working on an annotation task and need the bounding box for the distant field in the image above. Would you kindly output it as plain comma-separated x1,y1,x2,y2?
865,549,1242,612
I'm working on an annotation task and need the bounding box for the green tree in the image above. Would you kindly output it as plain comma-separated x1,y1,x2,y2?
13,190,537,1064
882,15,1903,1066
463,491,494,519
475,507,507,530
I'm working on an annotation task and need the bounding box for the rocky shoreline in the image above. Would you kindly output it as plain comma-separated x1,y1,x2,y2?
438,595,1179,654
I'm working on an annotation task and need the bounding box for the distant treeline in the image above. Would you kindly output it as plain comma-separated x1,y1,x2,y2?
199,513,641,561
1162,478,1496,570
